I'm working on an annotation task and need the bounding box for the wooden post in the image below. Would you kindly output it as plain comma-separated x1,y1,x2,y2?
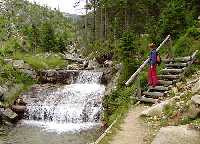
125,35,171,86
169,36,173,58
136,78,141,98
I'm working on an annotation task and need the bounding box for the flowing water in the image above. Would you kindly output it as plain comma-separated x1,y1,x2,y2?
1,71,106,144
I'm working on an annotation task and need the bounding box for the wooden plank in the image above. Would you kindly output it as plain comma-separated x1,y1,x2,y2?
125,35,171,86
161,68,183,74
165,63,188,68
143,91,164,97
158,75,180,80
149,86,169,91
137,96,158,103
188,50,199,65
163,56,191,63
158,80,173,86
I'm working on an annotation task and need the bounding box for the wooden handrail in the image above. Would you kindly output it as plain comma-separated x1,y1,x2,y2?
125,35,171,86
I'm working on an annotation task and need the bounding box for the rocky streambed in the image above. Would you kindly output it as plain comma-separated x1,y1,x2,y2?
0,68,118,144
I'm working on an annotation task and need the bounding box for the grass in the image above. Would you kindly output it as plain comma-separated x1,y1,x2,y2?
0,57,36,107
13,52,67,71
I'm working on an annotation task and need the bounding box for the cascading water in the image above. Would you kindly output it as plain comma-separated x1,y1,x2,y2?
22,71,105,134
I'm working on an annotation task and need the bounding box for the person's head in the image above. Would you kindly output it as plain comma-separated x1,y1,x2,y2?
149,43,156,50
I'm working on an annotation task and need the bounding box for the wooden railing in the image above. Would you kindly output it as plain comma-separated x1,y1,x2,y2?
125,35,171,86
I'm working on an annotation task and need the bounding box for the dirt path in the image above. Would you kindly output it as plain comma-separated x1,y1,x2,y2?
109,104,152,144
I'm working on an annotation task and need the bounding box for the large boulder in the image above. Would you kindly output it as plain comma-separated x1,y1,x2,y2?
187,95,200,118
11,105,26,113
141,97,178,117
152,125,200,144
192,79,200,94
2,108,18,123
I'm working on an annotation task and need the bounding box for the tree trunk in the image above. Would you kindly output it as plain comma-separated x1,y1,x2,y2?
85,0,88,44
104,7,107,39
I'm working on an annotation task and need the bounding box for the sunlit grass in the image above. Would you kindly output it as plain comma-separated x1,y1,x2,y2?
13,52,67,70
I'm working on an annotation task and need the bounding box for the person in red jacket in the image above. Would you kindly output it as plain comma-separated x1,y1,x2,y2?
148,43,159,87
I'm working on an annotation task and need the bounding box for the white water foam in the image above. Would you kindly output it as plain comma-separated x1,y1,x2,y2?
21,120,100,134
22,71,105,133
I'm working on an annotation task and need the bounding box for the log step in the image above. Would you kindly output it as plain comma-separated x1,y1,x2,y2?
158,75,180,80
165,63,188,68
158,80,174,86
163,56,191,63
149,86,169,91
143,91,165,97
161,68,183,74
136,96,158,103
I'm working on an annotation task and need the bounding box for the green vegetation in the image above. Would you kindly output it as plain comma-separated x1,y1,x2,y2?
13,52,67,71
103,85,136,125
173,27,200,57
0,0,76,107
79,0,200,128
0,0,76,54
0,58,35,107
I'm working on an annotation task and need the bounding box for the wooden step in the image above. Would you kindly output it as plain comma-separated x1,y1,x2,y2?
161,68,183,74
158,80,174,86
143,91,165,97
136,96,158,103
163,56,191,63
165,63,188,68
149,86,169,91
158,75,180,80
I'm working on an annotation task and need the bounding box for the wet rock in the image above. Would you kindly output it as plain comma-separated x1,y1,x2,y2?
101,67,117,85
96,52,114,65
104,60,113,67
39,70,79,84
2,108,18,123
152,125,200,144
15,98,26,106
11,105,26,113
86,59,100,70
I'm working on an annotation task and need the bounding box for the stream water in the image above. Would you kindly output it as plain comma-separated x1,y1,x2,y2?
1,71,106,144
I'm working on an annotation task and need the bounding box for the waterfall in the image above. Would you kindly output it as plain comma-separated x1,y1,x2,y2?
22,71,105,134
